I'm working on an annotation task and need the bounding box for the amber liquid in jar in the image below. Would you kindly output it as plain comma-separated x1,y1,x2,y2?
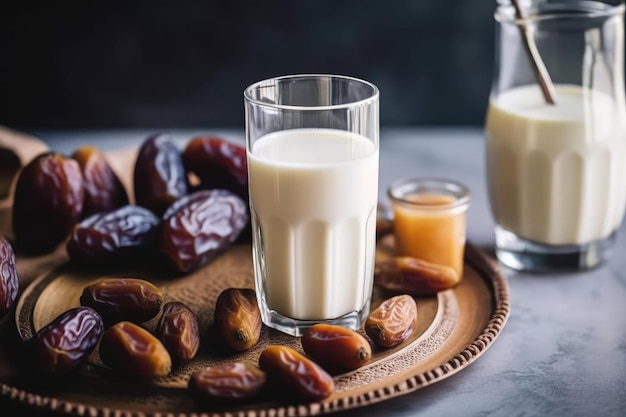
391,193,467,278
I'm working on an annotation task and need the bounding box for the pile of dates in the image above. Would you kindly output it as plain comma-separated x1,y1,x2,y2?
188,292,420,403
11,134,249,273
32,277,209,377
31,270,421,404
31,280,262,378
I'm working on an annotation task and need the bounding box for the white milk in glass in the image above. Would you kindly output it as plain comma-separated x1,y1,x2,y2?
486,84,626,245
248,128,378,320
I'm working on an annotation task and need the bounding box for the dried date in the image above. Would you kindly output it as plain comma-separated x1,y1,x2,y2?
67,205,160,265
365,294,417,348
214,288,261,351
0,235,18,319
159,189,248,273
301,324,372,372
189,363,266,402
12,152,84,253
374,257,459,295
182,136,248,200
80,278,163,325
72,146,129,217
259,345,334,402
156,301,200,363
33,307,104,373
99,321,171,379
134,134,188,215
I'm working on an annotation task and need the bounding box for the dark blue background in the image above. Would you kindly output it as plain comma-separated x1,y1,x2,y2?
0,0,496,129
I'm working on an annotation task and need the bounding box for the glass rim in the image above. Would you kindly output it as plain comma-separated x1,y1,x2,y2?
495,0,625,24
243,73,380,111
387,177,471,211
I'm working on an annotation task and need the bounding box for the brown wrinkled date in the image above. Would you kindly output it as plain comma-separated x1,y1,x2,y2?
301,324,372,372
156,301,200,363
189,363,266,402
374,257,459,295
134,134,188,216
365,294,417,348
159,190,248,273
67,205,160,265
182,136,248,200
259,345,334,402
99,321,171,379
33,307,104,374
72,146,129,217
0,236,18,319
214,288,261,351
13,152,84,253
80,278,163,325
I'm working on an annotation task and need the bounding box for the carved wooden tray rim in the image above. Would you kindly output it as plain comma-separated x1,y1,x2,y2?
1,243,510,417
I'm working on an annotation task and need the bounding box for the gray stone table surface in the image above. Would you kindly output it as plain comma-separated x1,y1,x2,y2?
15,127,626,417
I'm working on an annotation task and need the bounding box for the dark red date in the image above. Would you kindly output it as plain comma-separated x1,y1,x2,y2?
67,205,160,265
374,257,459,295
12,152,84,253
182,136,248,200
259,345,334,402
159,189,248,273
72,146,129,217
301,324,372,372
365,294,417,348
133,134,188,215
0,235,18,319
99,321,171,379
156,301,200,363
80,278,163,325
189,363,266,402
214,288,261,351
33,307,104,373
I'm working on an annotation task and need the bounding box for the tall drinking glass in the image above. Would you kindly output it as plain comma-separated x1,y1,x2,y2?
244,74,380,336
485,0,626,271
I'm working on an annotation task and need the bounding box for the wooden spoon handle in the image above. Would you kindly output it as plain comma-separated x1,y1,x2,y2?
510,0,557,105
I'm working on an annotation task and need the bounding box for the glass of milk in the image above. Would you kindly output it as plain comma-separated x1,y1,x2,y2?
244,74,379,336
485,0,626,271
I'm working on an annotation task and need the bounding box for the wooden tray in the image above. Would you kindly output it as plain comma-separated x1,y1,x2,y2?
0,235,510,417
0,137,509,415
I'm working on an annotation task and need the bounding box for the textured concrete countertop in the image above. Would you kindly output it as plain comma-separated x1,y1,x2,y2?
15,127,626,417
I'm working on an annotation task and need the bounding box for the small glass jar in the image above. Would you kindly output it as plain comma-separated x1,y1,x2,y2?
387,178,471,278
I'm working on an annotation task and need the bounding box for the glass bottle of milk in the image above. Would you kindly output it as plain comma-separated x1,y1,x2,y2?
485,0,626,271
